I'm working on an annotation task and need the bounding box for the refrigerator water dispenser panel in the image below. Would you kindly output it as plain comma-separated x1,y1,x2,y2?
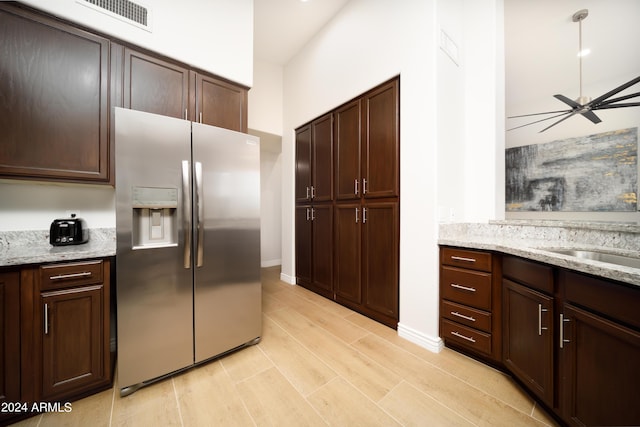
132,186,179,249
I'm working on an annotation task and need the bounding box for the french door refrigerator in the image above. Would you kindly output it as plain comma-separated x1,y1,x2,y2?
114,107,261,396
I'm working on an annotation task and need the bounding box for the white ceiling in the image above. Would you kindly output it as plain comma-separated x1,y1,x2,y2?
505,0,640,132
253,0,350,65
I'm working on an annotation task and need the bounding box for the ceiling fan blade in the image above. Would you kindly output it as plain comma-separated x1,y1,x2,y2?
506,111,571,131
580,110,601,124
508,109,571,119
554,94,582,108
595,91,640,107
594,102,640,110
589,75,640,106
539,111,580,133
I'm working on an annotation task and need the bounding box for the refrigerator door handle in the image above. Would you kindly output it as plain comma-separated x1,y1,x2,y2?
195,161,204,267
182,161,192,269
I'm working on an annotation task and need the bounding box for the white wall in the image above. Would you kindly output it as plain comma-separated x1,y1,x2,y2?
249,59,285,267
249,60,284,135
17,0,254,86
281,0,503,351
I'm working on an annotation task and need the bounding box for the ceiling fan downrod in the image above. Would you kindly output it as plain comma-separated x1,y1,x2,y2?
573,9,589,105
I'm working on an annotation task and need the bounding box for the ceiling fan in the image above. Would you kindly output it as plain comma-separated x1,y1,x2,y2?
507,9,640,133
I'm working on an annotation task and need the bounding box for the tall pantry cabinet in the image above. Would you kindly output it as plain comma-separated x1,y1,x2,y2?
295,77,399,328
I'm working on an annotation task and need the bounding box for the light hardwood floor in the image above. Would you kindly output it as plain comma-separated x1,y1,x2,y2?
12,267,559,426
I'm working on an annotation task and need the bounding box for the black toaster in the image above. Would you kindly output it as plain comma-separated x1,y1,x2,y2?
50,214,89,246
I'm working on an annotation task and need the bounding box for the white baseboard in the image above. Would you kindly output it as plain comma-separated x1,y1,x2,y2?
279,272,296,285
261,259,281,268
397,322,444,353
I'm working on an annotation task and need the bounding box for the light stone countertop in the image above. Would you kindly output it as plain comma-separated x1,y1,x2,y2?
0,228,116,267
439,221,640,287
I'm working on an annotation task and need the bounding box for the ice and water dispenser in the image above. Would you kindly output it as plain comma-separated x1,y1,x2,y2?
131,186,179,249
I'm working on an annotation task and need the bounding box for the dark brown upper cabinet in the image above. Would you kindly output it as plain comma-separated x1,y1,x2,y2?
123,47,192,121
362,79,399,199
196,73,247,132
295,113,334,203
0,4,110,184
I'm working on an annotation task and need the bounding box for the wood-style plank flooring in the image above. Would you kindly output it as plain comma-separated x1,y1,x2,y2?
12,267,559,426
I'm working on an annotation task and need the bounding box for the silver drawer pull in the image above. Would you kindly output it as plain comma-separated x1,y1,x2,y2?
451,255,476,263
451,311,476,322
450,283,476,292
451,331,476,343
50,271,92,280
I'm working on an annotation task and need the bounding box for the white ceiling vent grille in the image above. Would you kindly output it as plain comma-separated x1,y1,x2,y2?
77,0,152,31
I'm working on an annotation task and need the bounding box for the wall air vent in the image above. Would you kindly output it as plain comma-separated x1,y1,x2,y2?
77,0,152,32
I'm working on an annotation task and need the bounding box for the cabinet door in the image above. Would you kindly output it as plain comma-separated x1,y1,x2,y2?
311,113,334,202
295,206,313,286
560,303,640,426
334,204,362,305
335,100,361,201
295,125,312,203
311,205,333,295
0,5,110,183
362,202,399,326
40,285,104,400
124,48,192,120
195,73,247,132
0,272,20,411
362,79,399,199
503,279,554,406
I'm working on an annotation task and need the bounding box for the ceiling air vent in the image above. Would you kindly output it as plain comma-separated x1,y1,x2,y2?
77,0,152,31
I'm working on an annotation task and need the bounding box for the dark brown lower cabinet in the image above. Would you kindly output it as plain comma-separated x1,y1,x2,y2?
334,202,399,328
295,205,333,298
1,272,21,424
501,255,640,426
40,285,104,400
560,303,640,426
503,279,554,407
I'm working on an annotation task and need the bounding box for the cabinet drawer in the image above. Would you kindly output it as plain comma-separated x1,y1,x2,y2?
441,266,491,310
441,318,492,355
503,255,553,294
40,260,103,291
442,247,492,272
442,300,492,332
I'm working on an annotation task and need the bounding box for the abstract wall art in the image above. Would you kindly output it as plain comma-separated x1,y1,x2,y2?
506,128,638,212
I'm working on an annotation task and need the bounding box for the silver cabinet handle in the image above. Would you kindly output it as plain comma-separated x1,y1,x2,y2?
354,179,359,195
451,256,477,263
311,186,315,199
560,314,571,348
311,208,315,221
306,207,310,221
363,207,367,224
195,161,204,267
182,161,192,269
44,303,49,335
451,311,476,322
538,304,549,336
363,178,368,194
451,331,476,343
199,112,203,123
185,109,188,120
355,207,359,223
450,283,476,292
306,186,310,199
49,271,92,280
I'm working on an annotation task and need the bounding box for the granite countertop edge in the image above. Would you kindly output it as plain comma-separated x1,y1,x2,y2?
0,228,116,268
438,236,640,288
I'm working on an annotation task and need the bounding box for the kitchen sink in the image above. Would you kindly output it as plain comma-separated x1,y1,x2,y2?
541,248,640,270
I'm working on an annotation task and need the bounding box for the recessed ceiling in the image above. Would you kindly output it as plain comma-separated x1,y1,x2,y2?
253,0,350,65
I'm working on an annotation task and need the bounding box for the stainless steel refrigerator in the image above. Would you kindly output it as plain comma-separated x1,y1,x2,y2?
114,107,261,396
